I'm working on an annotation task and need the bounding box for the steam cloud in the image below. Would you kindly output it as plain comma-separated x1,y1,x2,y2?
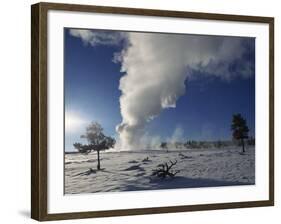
70,29,254,150
69,29,126,46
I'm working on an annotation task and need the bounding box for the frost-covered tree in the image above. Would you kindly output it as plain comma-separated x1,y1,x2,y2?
231,114,249,153
73,122,115,170
160,142,168,152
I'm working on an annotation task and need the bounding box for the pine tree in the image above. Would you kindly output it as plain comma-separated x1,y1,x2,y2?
231,114,249,153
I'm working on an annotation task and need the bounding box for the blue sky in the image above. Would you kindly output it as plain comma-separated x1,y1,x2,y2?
64,28,255,151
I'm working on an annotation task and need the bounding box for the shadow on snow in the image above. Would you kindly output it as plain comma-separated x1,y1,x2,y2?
120,176,254,192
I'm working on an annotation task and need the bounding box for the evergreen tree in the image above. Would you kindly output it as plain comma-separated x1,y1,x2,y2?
231,114,249,153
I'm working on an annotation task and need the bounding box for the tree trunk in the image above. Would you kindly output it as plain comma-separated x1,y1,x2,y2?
97,150,100,170
241,138,245,153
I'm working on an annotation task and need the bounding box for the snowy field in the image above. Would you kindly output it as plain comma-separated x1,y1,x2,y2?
65,147,255,194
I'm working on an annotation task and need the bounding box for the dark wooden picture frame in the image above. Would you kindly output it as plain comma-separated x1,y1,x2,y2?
31,2,274,221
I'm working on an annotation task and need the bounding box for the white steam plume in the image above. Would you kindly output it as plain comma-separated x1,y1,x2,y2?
115,33,253,150
69,29,254,151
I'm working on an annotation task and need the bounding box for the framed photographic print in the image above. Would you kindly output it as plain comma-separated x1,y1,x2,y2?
31,2,274,221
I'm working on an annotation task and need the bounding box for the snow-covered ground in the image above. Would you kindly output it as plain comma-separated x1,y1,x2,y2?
65,146,255,194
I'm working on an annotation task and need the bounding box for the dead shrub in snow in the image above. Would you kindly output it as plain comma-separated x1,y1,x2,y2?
152,160,180,178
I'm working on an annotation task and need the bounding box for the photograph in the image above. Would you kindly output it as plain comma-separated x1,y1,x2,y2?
64,28,255,194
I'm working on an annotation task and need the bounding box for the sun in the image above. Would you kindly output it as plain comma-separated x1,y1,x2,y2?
65,112,85,132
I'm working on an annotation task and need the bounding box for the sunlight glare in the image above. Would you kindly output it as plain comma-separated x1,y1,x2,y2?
65,112,85,132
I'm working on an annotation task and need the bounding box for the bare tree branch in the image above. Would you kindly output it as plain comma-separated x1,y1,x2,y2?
152,160,180,178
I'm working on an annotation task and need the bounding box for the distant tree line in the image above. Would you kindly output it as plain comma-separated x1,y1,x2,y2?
159,139,254,151
159,113,253,153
